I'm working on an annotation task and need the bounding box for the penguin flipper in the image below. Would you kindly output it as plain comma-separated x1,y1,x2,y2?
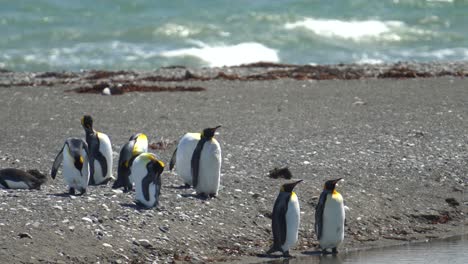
271,193,288,250
315,191,328,240
94,151,108,183
51,144,64,179
141,172,154,202
169,147,177,171
191,139,207,188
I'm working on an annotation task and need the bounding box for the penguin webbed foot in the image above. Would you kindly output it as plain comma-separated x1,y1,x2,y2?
68,188,76,195
332,247,338,254
183,183,191,188
78,188,86,196
282,251,294,258
134,200,148,209
321,248,335,255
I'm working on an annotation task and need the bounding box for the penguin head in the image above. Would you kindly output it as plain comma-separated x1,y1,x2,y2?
324,178,342,191
149,156,165,175
81,115,94,132
201,125,221,139
131,133,148,155
140,153,165,174
280,179,303,193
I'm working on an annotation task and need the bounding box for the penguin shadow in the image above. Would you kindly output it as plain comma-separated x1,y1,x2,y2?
165,184,191,190
180,193,213,201
255,253,293,263
301,249,323,256
119,202,155,211
48,192,85,198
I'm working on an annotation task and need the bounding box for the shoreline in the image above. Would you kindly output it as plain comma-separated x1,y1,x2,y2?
0,63,467,263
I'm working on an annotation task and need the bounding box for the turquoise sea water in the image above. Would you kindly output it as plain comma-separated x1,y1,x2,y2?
1,0,468,71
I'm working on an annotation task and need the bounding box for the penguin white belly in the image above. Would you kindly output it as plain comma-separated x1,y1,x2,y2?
196,139,221,195
131,159,146,195
282,193,300,251
97,133,113,180
175,133,200,185
93,160,103,180
1,180,30,189
63,150,90,190
320,195,345,249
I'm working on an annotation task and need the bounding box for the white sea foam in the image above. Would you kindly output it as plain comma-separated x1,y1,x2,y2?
285,18,404,41
160,42,279,67
155,23,200,37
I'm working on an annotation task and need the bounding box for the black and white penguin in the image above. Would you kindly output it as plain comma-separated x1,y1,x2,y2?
112,133,148,192
51,138,90,195
0,168,47,190
130,153,164,208
315,178,345,254
81,115,113,185
169,126,221,197
267,180,302,257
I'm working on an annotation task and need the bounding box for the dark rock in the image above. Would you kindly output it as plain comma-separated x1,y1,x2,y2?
18,233,32,239
445,198,460,207
268,167,292,179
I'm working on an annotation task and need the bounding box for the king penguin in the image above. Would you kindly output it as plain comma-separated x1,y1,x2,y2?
51,138,90,195
0,168,47,190
81,115,113,185
315,178,345,254
130,153,164,208
112,133,148,192
169,126,221,197
267,180,302,257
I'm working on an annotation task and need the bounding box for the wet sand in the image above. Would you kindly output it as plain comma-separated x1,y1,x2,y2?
0,64,467,263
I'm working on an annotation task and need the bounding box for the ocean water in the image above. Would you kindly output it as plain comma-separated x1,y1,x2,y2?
1,0,468,71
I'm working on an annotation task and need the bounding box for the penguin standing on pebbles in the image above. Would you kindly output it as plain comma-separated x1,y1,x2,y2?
267,180,302,257
169,126,221,197
51,138,90,195
112,133,148,192
0,168,47,190
81,115,113,185
315,178,345,254
130,153,164,208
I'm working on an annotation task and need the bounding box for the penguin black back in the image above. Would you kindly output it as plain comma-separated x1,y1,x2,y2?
190,126,221,188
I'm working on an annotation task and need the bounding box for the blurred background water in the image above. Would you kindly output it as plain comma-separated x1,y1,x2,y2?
1,0,468,71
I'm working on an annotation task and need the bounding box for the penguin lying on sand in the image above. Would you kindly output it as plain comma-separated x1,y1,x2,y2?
0,168,47,190
130,153,164,208
267,180,302,257
315,178,345,254
51,138,90,195
81,115,113,185
112,133,148,192
169,126,221,197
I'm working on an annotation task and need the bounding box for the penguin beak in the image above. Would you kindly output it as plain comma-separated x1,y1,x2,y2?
291,179,303,189
213,125,221,135
333,178,343,184
332,178,343,188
